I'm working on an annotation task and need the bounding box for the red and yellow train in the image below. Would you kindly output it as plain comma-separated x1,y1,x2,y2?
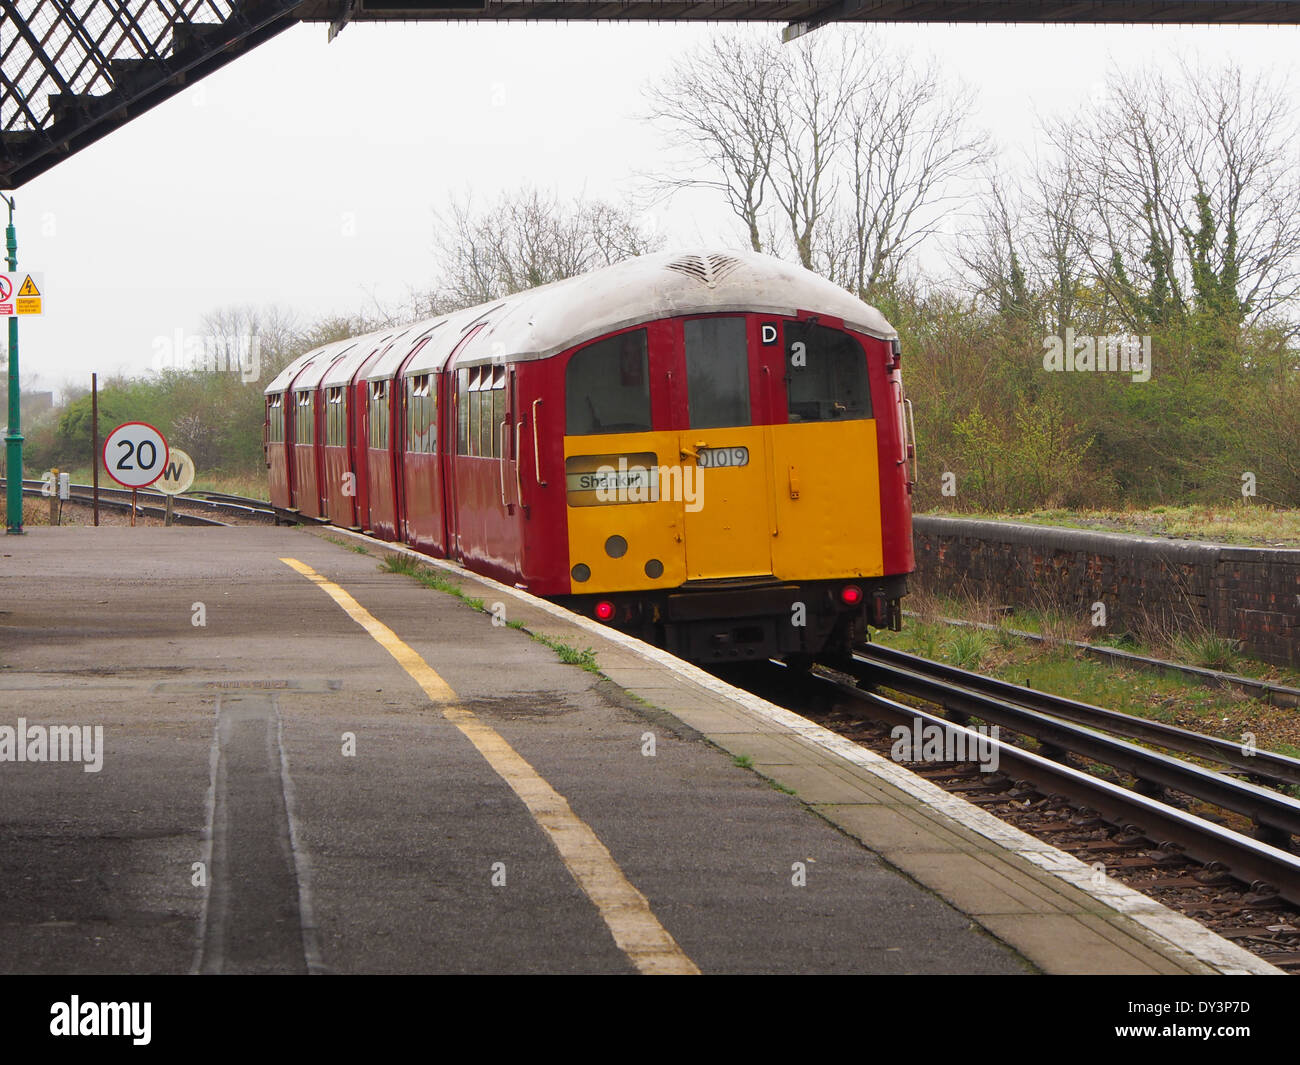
264,250,915,664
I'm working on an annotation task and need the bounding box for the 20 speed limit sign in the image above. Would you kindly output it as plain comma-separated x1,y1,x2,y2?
103,422,169,489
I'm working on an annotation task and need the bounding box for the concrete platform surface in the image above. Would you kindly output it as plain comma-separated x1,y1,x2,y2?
0,526,1274,975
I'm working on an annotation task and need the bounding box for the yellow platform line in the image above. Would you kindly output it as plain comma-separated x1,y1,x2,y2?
280,557,699,975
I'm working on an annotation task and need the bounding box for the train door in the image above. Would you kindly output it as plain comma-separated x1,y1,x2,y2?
441,369,459,559
348,349,385,531
676,315,775,580
397,346,441,553
442,323,489,563
499,365,522,573
768,319,883,579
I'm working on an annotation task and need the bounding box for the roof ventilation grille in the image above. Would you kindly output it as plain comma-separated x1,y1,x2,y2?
665,253,742,288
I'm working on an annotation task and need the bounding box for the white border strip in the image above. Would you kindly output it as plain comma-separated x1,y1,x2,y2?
314,527,1284,976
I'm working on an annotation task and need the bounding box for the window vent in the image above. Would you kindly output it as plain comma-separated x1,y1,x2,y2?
665,253,742,288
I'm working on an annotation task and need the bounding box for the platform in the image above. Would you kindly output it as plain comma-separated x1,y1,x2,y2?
0,526,1277,974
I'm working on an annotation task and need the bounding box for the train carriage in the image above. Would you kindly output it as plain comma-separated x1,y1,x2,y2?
265,250,915,665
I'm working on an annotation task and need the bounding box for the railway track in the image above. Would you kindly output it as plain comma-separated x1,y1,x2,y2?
2,479,281,526
724,647,1300,971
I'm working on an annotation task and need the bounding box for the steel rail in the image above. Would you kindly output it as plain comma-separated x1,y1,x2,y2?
811,667,1300,908
858,643,1300,788
849,651,1300,847
7,482,228,526
6,478,276,521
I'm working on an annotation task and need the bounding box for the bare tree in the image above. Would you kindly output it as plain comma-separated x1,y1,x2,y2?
429,187,662,309
1044,60,1300,332
960,154,1093,335
827,55,987,297
767,32,862,269
646,29,987,294
199,303,301,382
956,173,1027,314
643,33,780,254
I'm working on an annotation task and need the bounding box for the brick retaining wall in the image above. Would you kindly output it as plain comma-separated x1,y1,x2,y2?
910,516,1300,668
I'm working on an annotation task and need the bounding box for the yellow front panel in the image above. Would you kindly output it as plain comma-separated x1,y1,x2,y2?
563,431,687,594
680,426,774,579
771,420,883,579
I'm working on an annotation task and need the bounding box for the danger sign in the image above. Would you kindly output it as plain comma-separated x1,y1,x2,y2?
0,271,43,316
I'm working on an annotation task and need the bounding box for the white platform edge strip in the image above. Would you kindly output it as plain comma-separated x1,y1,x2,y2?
322,528,1284,976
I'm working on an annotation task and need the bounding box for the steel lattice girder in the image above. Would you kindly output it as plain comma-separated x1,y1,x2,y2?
1,0,304,188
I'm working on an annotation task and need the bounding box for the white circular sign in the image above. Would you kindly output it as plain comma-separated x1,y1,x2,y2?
102,421,169,489
154,447,195,496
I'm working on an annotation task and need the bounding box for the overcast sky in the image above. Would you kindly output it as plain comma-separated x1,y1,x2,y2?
8,19,1300,398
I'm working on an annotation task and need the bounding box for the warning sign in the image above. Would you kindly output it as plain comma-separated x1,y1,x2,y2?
1,271,43,316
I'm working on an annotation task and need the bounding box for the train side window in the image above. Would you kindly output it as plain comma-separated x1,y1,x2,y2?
295,391,314,445
406,375,435,454
368,381,389,449
267,395,283,443
565,330,650,436
684,317,750,429
468,368,485,457
491,366,506,459
457,370,471,454
478,371,493,458
784,323,872,422
326,387,346,447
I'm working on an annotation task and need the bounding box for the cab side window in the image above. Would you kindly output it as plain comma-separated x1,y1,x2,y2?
785,323,872,422
565,330,651,436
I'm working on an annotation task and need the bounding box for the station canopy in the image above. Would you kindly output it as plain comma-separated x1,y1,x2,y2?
5,0,1300,188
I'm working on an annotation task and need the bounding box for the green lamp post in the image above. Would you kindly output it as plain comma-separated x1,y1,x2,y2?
3,193,22,534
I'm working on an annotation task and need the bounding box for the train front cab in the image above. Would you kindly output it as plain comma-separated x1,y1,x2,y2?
557,312,911,664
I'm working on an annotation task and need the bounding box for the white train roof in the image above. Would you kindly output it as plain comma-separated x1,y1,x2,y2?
267,250,896,393
456,249,897,367
289,338,360,391
320,328,399,389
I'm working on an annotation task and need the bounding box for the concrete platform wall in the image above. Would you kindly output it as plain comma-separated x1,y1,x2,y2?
911,516,1300,667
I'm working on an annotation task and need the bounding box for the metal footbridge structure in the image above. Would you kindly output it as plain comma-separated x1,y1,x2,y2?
4,0,1300,189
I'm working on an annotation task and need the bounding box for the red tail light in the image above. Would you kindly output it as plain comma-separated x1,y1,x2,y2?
595,601,615,621
841,585,863,605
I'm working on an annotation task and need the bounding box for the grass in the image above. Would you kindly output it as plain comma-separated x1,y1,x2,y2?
924,503,1300,547
525,632,600,673
947,629,991,671
899,586,1300,688
323,534,368,555
1172,632,1241,672
374,547,605,675
873,615,1300,758
380,552,422,575
732,754,754,769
